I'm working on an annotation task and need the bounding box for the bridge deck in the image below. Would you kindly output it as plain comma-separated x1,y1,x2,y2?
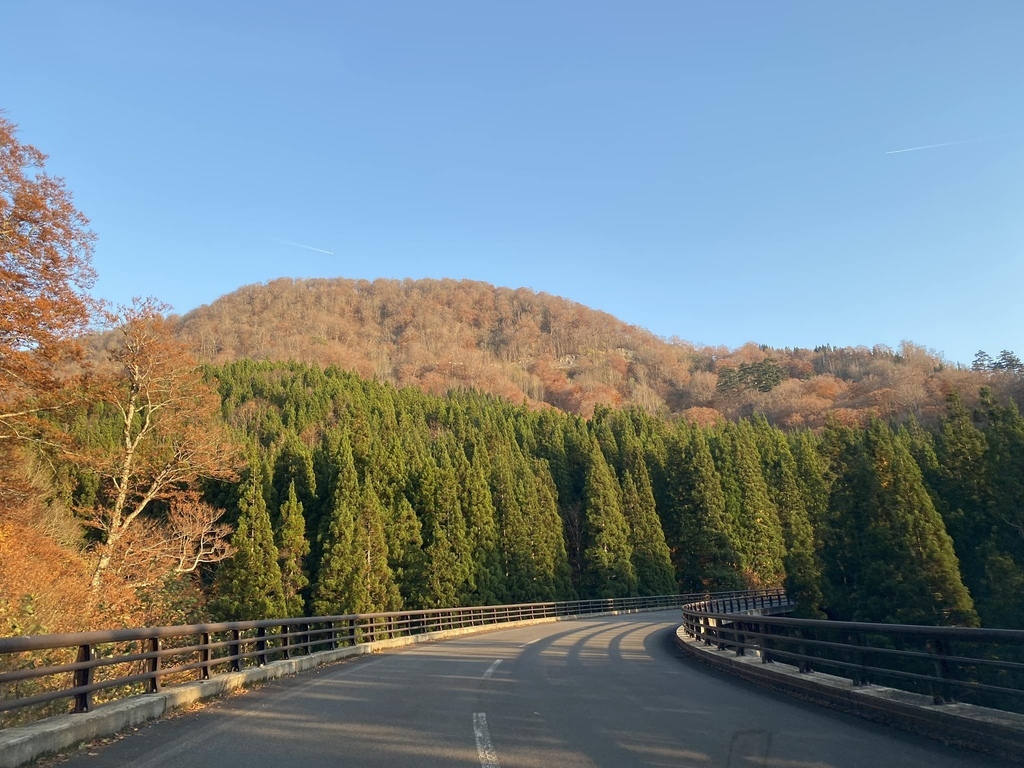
53,610,1012,768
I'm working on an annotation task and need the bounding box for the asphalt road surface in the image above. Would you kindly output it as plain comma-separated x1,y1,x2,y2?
54,611,1011,767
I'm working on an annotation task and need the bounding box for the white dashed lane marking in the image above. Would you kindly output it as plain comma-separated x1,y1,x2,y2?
473,712,500,768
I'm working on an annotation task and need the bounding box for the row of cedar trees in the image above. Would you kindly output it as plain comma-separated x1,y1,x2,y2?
179,360,1023,629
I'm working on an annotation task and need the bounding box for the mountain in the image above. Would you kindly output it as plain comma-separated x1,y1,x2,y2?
173,277,1022,426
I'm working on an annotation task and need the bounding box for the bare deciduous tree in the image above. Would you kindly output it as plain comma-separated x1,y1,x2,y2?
84,300,240,589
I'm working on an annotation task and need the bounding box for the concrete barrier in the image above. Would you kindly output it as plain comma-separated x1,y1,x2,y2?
674,626,1024,764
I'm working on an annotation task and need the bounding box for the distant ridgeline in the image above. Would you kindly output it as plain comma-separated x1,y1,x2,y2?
192,360,1021,630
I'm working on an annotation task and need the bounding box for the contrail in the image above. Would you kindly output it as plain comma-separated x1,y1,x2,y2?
885,133,1017,155
275,238,334,255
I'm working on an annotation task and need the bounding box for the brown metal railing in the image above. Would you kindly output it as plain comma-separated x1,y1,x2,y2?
1,591,738,724
681,594,1024,711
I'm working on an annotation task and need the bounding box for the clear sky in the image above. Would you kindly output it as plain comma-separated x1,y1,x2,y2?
4,1,1022,364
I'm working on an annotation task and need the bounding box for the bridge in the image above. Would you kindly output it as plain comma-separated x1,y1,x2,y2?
1,592,1022,767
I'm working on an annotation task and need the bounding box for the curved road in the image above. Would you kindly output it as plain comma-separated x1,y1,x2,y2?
57,611,1010,767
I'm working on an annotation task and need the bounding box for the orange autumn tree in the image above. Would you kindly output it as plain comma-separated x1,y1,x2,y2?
0,113,96,447
82,300,240,591
1,112,98,525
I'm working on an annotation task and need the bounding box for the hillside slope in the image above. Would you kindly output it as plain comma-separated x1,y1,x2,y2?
173,277,1021,425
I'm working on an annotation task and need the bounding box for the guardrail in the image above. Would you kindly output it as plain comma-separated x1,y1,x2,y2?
0,591,762,726
681,594,1024,712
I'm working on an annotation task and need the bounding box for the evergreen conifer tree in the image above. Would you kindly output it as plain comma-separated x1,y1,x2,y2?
822,421,979,626
621,465,677,595
615,421,676,595
414,439,473,607
311,433,362,616
592,408,621,474
668,429,743,590
212,456,286,620
271,433,317,520
581,439,636,597
386,494,426,608
489,440,534,601
752,417,824,617
531,457,576,600
276,480,310,617
709,428,747,576
349,479,403,613
789,430,831,531
974,391,1024,627
455,439,503,605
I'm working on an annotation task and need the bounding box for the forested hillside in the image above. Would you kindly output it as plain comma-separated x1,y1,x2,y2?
173,277,1024,426
5,109,1023,702
196,362,1019,630
6,305,1024,643
10,353,1023,645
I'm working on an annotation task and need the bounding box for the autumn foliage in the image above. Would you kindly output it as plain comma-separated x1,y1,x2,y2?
175,277,1023,426
0,113,96,443
1,117,241,639
80,300,240,590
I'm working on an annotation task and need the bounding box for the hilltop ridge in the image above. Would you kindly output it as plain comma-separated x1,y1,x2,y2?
173,276,1021,426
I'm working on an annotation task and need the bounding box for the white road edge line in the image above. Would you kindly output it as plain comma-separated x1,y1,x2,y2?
473,712,500,768
482,659,502,679
519,638,539,647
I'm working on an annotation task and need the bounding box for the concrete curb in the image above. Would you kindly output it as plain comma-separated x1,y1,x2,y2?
673,626,1024,764
0,607,660,767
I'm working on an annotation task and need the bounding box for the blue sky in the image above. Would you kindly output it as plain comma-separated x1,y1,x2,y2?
5,1,1022,364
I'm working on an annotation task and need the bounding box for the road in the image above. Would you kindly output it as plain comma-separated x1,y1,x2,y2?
54,611,1010,767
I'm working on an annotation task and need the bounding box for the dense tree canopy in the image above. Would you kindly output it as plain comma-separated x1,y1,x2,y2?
191,361,1011,629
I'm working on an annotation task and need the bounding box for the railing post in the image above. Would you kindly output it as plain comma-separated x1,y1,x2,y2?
256,626,268,665
798,626,813,673
759,621,772,664
147,637,162,692
851,631,867,686
200,632,211,679
230,629,242,672
282,625,291,659
73,643,93,713
929,637,954,704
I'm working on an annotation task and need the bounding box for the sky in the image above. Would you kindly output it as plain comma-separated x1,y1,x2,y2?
4,1,1022,365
